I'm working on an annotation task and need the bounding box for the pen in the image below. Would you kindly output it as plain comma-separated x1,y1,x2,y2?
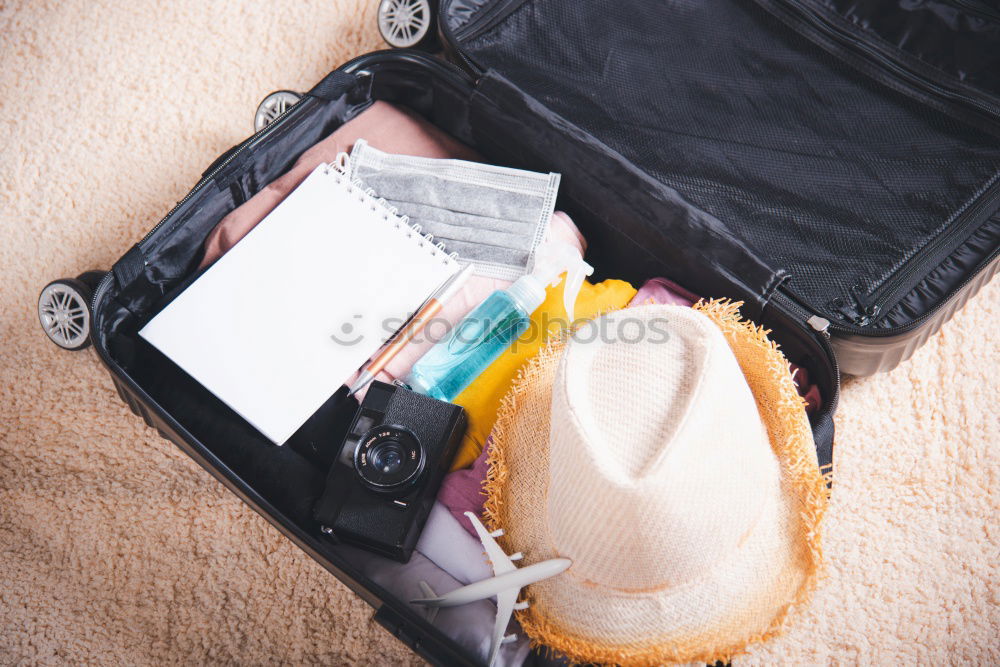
347,263,475,397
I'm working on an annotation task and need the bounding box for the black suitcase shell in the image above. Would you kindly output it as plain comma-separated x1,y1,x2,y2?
89,1,999,663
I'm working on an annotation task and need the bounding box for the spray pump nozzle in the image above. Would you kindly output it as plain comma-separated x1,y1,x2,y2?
521,242,594,322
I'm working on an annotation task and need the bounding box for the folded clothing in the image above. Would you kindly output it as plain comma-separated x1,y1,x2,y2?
437,442,493,536
628,276,698,307
200,101,482,268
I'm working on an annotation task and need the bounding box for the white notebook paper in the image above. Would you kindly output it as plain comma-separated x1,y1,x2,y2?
140,162,459,445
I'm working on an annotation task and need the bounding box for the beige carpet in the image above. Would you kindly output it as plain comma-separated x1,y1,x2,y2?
1,1,997,664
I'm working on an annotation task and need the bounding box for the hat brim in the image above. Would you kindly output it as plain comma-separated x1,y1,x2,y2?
483,300,829,666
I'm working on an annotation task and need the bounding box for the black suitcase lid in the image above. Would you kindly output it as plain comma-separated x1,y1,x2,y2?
438,0,1000,342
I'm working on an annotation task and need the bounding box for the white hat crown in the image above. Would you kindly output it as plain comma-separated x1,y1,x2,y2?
546,307,782,591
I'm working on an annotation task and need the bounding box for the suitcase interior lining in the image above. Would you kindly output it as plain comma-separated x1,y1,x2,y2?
808,0,1000,98
448,0,1000,330
93,60,839,662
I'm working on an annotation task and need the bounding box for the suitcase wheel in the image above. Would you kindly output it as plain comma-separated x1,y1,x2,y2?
37,271,103,351
253,90,303,133
377,0,439,50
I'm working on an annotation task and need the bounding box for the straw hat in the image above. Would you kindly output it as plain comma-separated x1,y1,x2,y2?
484,301,828,666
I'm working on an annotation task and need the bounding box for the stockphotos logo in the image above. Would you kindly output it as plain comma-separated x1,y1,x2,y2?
330,312,672,349
329,314,365,346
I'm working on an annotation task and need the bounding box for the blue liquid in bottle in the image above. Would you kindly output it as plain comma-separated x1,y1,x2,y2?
405,290,531,402
404,241,592,402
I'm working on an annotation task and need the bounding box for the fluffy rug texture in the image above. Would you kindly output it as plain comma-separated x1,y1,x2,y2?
1,1,997,664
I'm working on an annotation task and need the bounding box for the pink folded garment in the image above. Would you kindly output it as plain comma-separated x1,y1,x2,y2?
436,442,495,536
438,275,825,537
628,276,699,308
790,363,823,416
200,101,482,268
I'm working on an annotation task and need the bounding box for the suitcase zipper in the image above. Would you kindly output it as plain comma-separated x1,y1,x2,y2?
450,0,526,41
439,0,528,75
848,173,1000,326
758,0,1000,130
769,291,841,409
949,0,1000,23
438,0,485,75
823,239,999,338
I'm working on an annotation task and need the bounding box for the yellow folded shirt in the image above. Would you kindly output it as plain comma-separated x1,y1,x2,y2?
449,278,636,470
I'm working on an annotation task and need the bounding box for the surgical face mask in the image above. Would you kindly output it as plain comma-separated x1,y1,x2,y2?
349,138,560,281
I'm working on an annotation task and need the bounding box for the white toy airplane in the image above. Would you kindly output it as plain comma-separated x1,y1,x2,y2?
412,512,571,667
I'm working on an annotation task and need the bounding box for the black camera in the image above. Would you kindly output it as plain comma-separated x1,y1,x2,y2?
313,381,467,562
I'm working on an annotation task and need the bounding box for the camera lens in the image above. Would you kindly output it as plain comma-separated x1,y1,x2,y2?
354,426,424,492
371,440,405,474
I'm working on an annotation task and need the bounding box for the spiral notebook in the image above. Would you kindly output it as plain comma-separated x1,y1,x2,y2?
140,161,459,445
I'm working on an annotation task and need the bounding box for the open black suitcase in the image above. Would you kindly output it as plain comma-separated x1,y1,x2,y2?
48,0,998,663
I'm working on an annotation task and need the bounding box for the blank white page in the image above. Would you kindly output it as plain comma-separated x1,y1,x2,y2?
140,165,458,445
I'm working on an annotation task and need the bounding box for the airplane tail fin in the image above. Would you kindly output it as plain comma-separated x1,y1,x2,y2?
415,581,440,623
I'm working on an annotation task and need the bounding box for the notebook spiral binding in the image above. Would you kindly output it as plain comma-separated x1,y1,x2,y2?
327,152,458,262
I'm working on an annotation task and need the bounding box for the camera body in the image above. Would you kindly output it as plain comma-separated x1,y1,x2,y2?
314,381,466,562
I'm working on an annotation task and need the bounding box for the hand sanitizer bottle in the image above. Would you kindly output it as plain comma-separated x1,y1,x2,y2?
404,243,593,402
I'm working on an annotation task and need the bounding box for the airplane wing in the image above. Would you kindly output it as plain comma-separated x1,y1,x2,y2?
465,512,517,576
488,587,518,667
